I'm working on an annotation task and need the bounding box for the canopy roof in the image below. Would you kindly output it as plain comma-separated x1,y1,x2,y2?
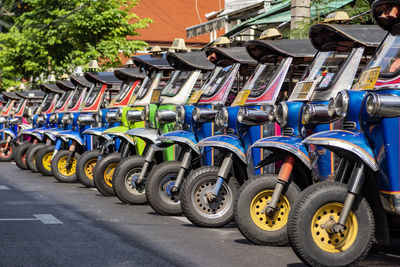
309,24,387,52
39,83,64,94
246,39,317,63
16,90,45,100
166,51,214,71
55,81,75,92
114,68,147,82
70,76,93,88
203,46,257,66
84,72,123,85
132,54,174,72
2,92,20,101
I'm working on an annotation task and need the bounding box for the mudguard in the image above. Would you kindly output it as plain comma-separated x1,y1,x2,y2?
303,130,378,171
198,135,246,163
159,130,200,154
0,129,16,138
83,127,111,141
125,128,159,145
102,126,136,146
56,130,84,146
42,128,63,142
18,128,43,141
252,136,312,169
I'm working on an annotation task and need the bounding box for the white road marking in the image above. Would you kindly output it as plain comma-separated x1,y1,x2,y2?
172,216,191,224
0,185,10,190
0,214,63,224
34,214,63,224
90,188,98,191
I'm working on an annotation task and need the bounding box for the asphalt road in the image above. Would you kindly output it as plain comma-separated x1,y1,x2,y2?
0,162,399,267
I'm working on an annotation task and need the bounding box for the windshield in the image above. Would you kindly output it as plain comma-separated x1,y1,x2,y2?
243,63,279,98
161,70,191,97
55,92,68,109
68,87,82,108
366,34,400,79
85,83,102,107
116,81,134,102
200,66,229,97
14,98,25,114
1,100,11,113
136,77,150,99
42,93,56,111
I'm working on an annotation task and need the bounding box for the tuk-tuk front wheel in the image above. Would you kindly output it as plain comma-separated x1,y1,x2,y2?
15,142,32,170
145,161,182,215
76,150,99,188
34,145,55,175
180,166,239,228
234,175,300,246
51,150,80,183
0,140,16,162
93,152,121,196
112,155,148,204
288,181,374,266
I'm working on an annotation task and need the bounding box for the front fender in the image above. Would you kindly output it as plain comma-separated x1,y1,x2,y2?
43,128,63,142
303,130,377,171
125,128,159,144
83,127,111,141
18,128,43,141
56,130,84,146
159,130,199,154
0,129,16,138
103,126,136,145
198,135,245,163
252,136,311,169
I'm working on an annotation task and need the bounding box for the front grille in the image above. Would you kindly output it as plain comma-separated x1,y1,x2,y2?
343,121,356,130
283,127,294,136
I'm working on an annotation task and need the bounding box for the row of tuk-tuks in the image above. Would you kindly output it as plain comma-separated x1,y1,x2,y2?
1,1,400,265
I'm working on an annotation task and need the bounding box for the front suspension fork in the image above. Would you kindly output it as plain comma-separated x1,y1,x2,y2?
98,138,115,160
171,149,192,193
3,135,11,151
66,140,77,169
265,155,295,216
207,152,234,202
136,144,156,184
52,139,63,160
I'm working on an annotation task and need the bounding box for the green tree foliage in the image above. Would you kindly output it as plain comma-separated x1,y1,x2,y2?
0,0,151,89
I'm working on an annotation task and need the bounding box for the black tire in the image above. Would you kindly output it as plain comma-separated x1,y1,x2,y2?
0,140,16,162
93,152,121,196
146,161,182,215
34,145,54,175
51,150,80,183
112,155,148,204
15,142,32,170
27,143,47,173
76,150,99,188
288,181,374,266
234,175,300,246
180,166,239,228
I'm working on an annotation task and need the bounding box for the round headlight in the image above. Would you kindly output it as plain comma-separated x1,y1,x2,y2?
275,102,288,127
9,117,20,125
302,104,313,124
327,98,336,118
192,107,200,122
335,91,349,118
237,107,246,124
156,109,176,124
176,105,185,124
215,107,229,128
61,113,73,125
37,115,46,125
366,94,378,115
55,113,59,122
126,109,143,122
106,108,122,122
49,114,57,123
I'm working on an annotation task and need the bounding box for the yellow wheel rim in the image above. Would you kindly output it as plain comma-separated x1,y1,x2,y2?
311,202,358,253
84,159,97,180
57,155,77,176
42,152,53,171
250,190,290,231
104,163,117,188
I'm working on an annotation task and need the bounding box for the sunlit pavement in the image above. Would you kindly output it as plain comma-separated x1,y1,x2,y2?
0,162,398,266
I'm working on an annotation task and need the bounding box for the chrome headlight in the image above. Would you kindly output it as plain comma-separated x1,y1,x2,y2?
176,105,185,124
61,113,73,125
192,107,218,123
275,102,288,127
0,117,6,124
55,113,60,122
302,104,332,124
9,117,20,125
335,91,349,118
141,105,150,122
106,108,122,122
126,109,143,122
327,98,336,118
49,114,57,123
215,107,229,128
302,105,313,124
78,113,96,125
155,109,177,124
36,115,46,125
237,107,271,126
95,110,103,124
366,93,400,117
